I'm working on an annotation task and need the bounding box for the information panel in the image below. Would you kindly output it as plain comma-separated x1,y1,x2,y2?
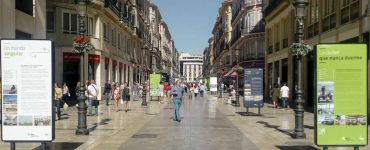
315,44,367,146
1,40,54,141
210,77,218,92
243,68,264,108
149,73,161,97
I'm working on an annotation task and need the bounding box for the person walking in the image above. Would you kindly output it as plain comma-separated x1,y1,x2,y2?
87,80,99,116
199,84,205,97
54,82,62,120
111,82,121,112
104,80,112,106
171,80,184,122
122,82,131,112
158,82,164,104
188,83,194,100
194,84,199,98
272,83,280,108
280,82,289,109
62,82,70,114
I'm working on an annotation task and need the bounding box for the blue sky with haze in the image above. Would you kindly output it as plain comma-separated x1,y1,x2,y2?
151,0,221,55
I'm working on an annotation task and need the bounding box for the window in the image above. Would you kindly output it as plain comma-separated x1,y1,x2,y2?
112,28,116,46
282,19,289,48
118,33,121,50
308,0,319,37
274,24,280,52
16,0,33,16
62,12,78,34
47,11,55,33
87,17,95,37
322,0,336,32
341,0,359,24
103,23,109,42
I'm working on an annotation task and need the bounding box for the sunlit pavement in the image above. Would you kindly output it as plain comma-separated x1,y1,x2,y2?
0,93,369,150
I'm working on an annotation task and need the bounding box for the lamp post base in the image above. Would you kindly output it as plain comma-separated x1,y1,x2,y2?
76,129,90,135
292,131,306,139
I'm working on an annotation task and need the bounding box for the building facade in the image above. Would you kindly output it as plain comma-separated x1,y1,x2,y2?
0,0,46,39
264,0,369,111
180,53,203,83
45,0,176,100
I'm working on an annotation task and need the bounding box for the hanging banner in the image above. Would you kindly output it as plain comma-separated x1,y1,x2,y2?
210,77,218,92
149,73,161,97
315,44,367,146
243,68,264,108
1,40,54,142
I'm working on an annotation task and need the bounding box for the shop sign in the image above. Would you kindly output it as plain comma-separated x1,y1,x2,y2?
88,54,100,63
149,73,161,97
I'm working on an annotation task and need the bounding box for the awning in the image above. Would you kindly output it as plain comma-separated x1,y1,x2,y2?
223,64,244,77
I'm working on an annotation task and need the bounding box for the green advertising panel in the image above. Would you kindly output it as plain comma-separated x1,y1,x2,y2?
315,44,368,146
150,73,161,97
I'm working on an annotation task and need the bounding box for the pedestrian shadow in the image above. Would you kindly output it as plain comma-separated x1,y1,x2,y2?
88,118,112,132
256,121,294,137
32,142,83,150
275,145,319,150
236,112,262,116
256,121,314,137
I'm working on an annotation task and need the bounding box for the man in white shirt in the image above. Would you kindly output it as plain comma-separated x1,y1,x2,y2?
280,82,289,108
87,80,99,116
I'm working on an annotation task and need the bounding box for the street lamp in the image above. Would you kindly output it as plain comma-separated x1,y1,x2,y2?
218,59,223,98
140,66,148,106
292,0,308,139
234,49,240,107
75,0,90,135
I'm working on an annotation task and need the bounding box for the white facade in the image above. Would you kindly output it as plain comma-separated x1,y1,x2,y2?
179,53,203,83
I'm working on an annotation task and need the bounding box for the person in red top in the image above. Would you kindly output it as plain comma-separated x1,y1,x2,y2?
164,82,172,103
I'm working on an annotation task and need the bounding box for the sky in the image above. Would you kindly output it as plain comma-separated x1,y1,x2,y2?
151,0,221,55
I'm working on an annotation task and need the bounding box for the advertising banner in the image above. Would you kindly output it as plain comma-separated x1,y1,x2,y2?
1,40,54,141
210,77,218,92
243,68,264,108
315,44,367,146
149,73,161,97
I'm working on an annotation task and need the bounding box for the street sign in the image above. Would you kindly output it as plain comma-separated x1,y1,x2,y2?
1,39,55,142
315,44,368,146
243,68,264,108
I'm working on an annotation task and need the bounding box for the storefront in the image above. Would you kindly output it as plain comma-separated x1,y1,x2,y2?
88,54,100,81
63,52,80,97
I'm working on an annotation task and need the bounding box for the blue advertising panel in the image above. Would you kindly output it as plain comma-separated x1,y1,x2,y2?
243,68,264,108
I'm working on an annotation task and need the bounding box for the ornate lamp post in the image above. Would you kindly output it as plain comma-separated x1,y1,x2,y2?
234,49,240,107
75,0,90,135
292,0,308,139
141,66,148,106
218,59,223,98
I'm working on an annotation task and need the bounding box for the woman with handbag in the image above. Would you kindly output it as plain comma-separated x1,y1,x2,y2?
111,82,121,112
54,82,63,120
272,83,280,108
122,82,131,112
62,82,70,114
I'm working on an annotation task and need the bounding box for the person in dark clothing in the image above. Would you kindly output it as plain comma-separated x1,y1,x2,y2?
104,80,112,106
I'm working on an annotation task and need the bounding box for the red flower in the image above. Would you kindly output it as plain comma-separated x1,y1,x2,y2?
73,37,90,43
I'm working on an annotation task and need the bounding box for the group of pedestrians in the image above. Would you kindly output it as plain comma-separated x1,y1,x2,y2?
184,83,205,100
54,82,71,120
103,80,147,112
271,82,290,109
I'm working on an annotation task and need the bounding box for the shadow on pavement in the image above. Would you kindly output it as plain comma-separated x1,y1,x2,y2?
236,112,262,116
88,118,112,132
32,142,83,150
257,121,315,137
275,145,319,150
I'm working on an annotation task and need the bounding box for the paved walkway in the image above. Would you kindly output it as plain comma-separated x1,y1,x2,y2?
0,94,369,150
119,96,258,150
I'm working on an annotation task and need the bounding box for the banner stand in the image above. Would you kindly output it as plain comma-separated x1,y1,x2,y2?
324,146,359,150
246,106,261,116
10,142,15,150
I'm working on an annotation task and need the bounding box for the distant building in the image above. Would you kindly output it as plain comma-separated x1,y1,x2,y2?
179,53,203,83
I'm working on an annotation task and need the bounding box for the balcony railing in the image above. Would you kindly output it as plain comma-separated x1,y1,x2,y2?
263,0,286,17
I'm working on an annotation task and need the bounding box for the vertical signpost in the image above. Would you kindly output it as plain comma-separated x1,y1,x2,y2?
243,68,264,115
315,44,367,148
1,40,54,148
149,73,161,100
210,77,218,95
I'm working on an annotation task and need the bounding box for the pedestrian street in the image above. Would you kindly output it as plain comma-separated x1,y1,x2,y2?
0,94,369,150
